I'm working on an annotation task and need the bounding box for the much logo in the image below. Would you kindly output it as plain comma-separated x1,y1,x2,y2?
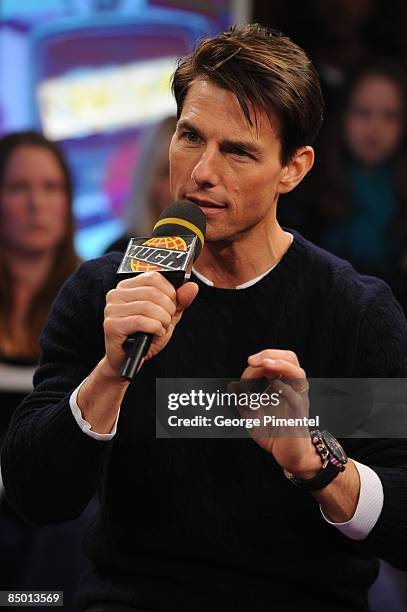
129,236,188,272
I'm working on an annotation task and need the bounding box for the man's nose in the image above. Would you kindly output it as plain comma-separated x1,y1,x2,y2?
191,148,220,188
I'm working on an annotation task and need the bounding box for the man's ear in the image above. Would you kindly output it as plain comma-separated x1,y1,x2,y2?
277,146,314,195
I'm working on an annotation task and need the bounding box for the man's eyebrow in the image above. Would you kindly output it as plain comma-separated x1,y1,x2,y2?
221,139,261,154
177,120,203,137
177,120,261,154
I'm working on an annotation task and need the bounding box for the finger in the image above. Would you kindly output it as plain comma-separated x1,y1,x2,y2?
104,301,172,329
276,380,309,415
242,359,306,381
116,272,176,299
108,286,177,315
272,380,310,438
243,361,309,395
104,314,167,339
175,282,199,313
248,349,299,367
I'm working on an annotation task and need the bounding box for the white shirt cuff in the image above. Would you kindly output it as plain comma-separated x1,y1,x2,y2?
70,378,119,441
320,459,384,540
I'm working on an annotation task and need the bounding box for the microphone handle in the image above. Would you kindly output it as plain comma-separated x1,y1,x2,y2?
118,270,188,381
120,333,153,381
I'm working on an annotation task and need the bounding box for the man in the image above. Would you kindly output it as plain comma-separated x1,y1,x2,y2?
2,24,407,612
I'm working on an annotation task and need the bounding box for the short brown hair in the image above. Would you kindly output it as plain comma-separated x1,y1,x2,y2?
172,23,324,164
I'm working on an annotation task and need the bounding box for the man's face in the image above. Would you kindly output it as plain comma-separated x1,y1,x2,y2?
169,79,288,243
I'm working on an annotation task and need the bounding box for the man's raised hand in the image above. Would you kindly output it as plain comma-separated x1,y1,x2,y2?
101,272,198,380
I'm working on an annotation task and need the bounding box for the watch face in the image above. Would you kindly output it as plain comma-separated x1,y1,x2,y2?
321,431,347,463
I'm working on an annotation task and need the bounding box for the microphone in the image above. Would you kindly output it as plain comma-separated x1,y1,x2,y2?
117,201,206,381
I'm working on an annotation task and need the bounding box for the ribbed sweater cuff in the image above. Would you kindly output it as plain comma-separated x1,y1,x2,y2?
1,394,112,524
32,394,113,459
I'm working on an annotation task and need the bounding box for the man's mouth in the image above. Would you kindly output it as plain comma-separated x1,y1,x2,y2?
186,196,226,209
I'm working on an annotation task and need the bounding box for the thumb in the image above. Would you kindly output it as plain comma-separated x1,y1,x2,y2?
174,282,199,320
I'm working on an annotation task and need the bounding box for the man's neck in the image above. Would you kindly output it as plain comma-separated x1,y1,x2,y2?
194,224,292,288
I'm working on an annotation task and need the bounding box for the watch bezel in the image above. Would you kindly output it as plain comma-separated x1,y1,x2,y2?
320,430,347,464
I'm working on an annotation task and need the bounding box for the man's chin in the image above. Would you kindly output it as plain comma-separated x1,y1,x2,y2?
204,230,235,245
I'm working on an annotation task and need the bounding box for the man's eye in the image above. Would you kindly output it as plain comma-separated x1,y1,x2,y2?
232,148,248,157
182,131,200,143
230,147,251,158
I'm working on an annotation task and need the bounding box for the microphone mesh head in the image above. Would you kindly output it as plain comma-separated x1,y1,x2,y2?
152,200,206,260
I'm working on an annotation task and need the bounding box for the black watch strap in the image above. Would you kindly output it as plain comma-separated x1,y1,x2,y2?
285,430,347,492
286,459,342,492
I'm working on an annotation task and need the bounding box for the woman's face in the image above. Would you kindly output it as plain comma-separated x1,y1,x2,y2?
0,145,69,256
344,75,405,166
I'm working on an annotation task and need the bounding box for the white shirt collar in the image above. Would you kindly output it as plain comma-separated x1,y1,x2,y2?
192,232,294,289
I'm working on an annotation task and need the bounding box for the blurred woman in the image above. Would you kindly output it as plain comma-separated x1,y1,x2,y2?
0,131,79,358
0,130,80,450
105,116,176,252
0,131,84,609
317,64,407,296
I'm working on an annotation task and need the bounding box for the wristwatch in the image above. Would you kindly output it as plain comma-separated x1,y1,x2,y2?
285,430,348,492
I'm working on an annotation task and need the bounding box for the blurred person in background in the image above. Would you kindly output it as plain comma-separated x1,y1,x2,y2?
0,131,88,611
315,63,407,312
310,0,377,107
318,64,407,608
255,0,405,114
105,116,176,253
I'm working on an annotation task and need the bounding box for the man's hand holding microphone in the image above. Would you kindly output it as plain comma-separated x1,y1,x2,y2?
76,201,205,434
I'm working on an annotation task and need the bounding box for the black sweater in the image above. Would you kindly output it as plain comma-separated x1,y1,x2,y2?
2,232,407,612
